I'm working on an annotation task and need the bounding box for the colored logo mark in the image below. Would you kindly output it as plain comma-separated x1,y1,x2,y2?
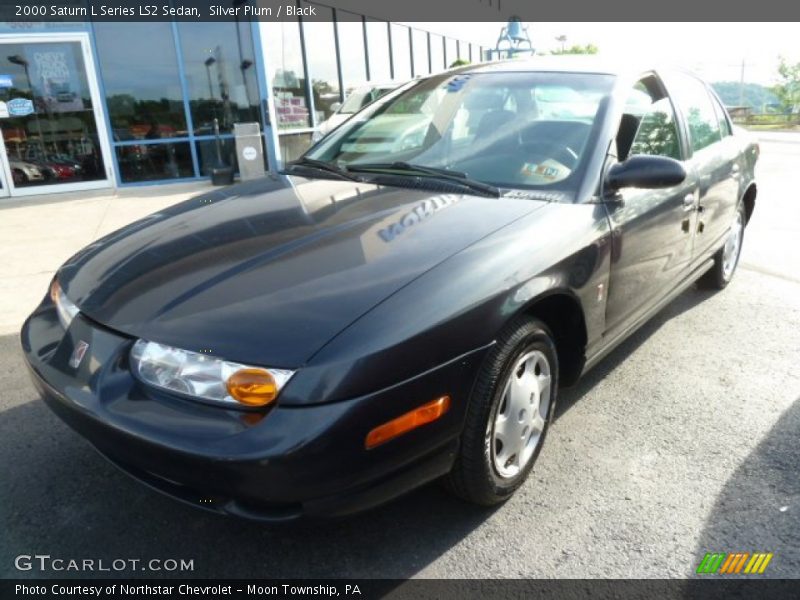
696,552,774,575
7,97,34,117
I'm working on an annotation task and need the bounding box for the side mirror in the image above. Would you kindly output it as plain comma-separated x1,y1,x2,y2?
605,155,686,193
330,102,342,113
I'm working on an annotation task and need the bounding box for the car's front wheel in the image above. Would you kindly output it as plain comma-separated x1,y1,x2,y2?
445,317,558,505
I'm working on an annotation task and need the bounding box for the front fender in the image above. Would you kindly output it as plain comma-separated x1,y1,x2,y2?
280,201,612,406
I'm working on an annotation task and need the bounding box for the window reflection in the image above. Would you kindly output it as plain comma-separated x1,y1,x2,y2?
629,98,681,160
261,20,311,130
279,132,313,162
94,23,187,139
302,5,341,123
177,21,260,135
115,141,193,183
337,13,367,93
391,24,411,81
366,19,391,82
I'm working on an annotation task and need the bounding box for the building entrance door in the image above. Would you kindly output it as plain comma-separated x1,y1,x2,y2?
0,33,114,197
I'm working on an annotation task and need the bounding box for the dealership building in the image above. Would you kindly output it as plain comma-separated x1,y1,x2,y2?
0,2,507,199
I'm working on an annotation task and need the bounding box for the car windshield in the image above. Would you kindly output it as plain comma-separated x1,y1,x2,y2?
306,71,614,190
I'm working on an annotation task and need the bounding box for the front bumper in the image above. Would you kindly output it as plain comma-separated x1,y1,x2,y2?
21,301,488,520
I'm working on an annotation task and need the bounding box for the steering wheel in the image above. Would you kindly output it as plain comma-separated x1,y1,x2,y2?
551,144,579,169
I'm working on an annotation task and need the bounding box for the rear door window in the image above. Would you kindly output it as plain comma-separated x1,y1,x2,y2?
668,73,722,153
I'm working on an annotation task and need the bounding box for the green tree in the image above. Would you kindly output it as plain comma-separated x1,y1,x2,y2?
449,59,470,68
773,57,800,113
711,81,779,111
549,43,598,56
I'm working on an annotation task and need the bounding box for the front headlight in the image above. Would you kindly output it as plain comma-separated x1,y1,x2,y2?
49,279,79,329
130,339,294,409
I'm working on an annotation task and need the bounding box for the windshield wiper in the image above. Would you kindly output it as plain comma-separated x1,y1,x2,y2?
284,157,363,182
347,161,500,198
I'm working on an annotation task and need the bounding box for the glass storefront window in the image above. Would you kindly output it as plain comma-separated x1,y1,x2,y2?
262,20,311,130
411,29,429,76
177,22,261,136
429,34,444,73
391,24,412,81
366,19,391,82
337,13,367,93
279,132,313,163
302,5,341,124
94,23,187,139
445,38,458,67
0,41,107,188
115,141,193,183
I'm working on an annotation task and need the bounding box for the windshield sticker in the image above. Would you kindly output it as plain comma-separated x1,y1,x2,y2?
519,159,571,184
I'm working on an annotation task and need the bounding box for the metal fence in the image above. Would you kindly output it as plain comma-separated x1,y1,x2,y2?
731,113,800,128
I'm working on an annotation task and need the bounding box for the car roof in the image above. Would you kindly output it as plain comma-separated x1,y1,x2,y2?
463,55,651,78
353,82,403,90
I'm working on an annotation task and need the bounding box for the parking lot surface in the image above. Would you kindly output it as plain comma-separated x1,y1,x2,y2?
0,135,798,580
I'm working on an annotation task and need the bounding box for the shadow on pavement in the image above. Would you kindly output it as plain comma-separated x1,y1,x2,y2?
557,283,717,417
689,398,800,578
0,284,719,581
0,333,499,581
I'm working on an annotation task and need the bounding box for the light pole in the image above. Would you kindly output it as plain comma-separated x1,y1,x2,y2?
203,55,224,167
204,55,217,101
738,58,746,108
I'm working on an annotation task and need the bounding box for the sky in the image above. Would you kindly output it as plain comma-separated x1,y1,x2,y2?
406,22,800,85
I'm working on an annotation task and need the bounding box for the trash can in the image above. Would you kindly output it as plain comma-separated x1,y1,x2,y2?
234,122,266,181
210,165,234,186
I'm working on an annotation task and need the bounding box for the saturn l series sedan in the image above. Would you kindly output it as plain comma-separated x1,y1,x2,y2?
22,58,758,521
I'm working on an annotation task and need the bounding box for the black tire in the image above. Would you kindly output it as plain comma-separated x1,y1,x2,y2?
444,317,558,506
698,202,746,290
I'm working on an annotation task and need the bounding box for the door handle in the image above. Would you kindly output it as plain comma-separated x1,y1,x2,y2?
682,192,696,211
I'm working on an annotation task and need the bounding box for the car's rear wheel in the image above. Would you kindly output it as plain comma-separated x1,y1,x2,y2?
698,203,745,290
445,317,558,505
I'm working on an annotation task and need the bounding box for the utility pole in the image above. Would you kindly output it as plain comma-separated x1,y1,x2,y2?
738,58,746,108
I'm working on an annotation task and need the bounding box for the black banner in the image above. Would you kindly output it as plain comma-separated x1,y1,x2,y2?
3,579,800,600
0,0,799,22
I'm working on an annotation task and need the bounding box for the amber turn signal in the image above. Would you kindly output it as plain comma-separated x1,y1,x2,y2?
365,396,451,449
226,368,278,406
49,278,61,304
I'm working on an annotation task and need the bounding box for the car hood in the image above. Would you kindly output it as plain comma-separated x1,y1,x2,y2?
59,175,543,368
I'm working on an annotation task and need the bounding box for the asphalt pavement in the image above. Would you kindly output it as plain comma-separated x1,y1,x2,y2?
0,135,798,580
